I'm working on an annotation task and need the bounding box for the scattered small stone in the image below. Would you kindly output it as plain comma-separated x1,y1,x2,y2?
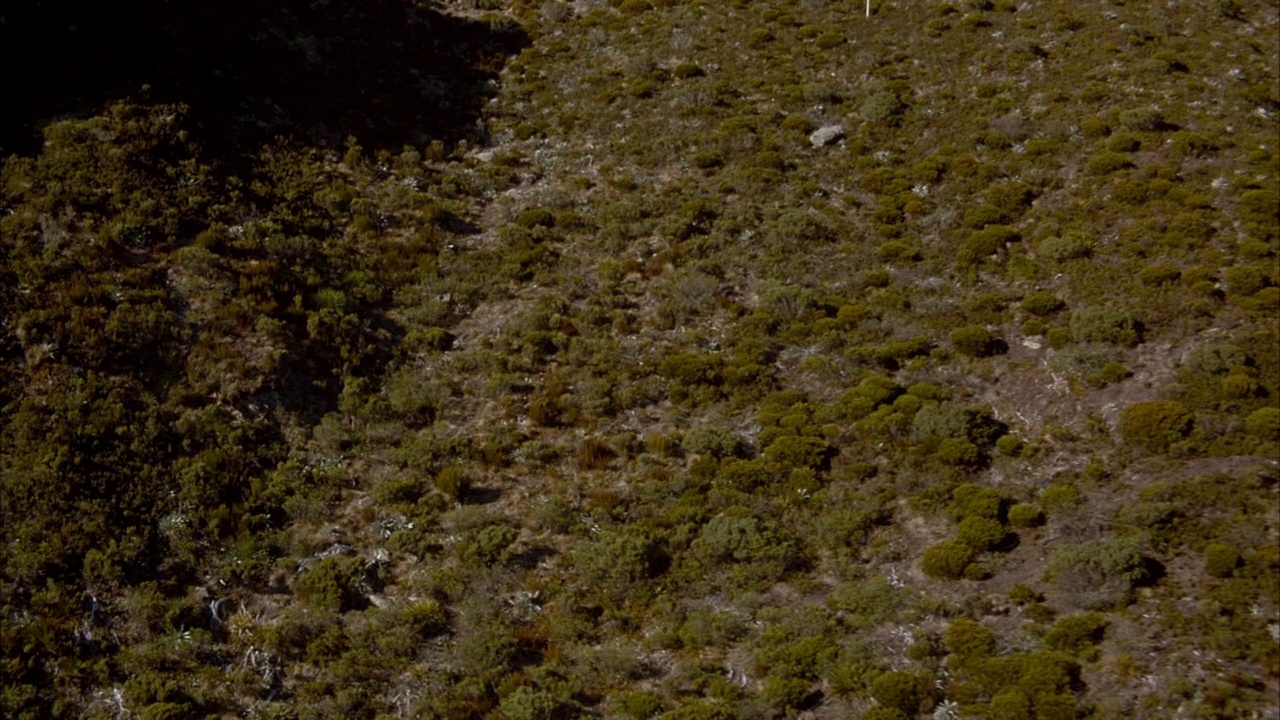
809,124,846,148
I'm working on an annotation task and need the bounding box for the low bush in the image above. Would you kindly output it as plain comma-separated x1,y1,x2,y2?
1022,291,1065,316
951,326,999,358
1008,503,1044,528
1119,401,1193,453
1039,233,1092,262
1044,612,1107,655
1203,542,1242,578
294,555,367,613
1070,306,1140,346
1046,539,1148,609
922,540,977,580
870,670,921,716
957,516,1006,551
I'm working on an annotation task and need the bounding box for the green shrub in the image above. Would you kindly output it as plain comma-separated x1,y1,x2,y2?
1050,344,1126,386
1022,291,1065,316
1138,263,1183,286
372,475,430,506
870,670,921,716
915,404,1006,449
499,686,567,720
1045,327,1072,349
951,326,999,358
1047,539,1148,609
462,524,517,567
959,225,1018,264
859,709,909,720
577,436,615,470
848,374,904,408
692,512,793,577
1079,118,1111,137
1119,107,1165,131
613,691,665,720
861,90,907,124
1070,306,1140,346
763,434,830,469
682,425,743,458
922,540,977,580
1244,407,1280,439
1021,318,1048,336
877,240,921,262
935,438,982,466
659,351,722,386
1225,265,1272,297
1008,584,1042,605
514,207,556,229
949,483,1004,522
1038,233,1092,262
1040,485,1081,511
435,465,471,502
1008,503,1044,528
1106,133,1142,152
1044,612,1107,655
1203,542,1242,578
575,527,665,584
995,435,1025,457
1118,401,1193,453
294,555,367,613
1086,151,1132,175
404,599,449,637
957,516,1006,551
692,150,723,170
1182,344,1249,375
761,675,811,712
141,703,194,720
945,617,997,660
815,30,845,49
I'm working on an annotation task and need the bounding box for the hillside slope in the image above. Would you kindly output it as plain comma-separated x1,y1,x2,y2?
1,0,1277,718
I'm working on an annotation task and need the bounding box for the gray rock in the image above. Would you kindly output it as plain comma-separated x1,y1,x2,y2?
809,124,846,148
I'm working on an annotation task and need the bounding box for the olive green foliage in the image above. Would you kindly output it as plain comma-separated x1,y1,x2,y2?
914,403,1007,463
1047,540,1148,609
949,483,1005,522
922,540,977,580
1182,344,1249,375
2,0,1277,715
295,556,368,613
1039,233,1092,262
692,512,794,582
870,670,921,716
1119,401,1193,453
945,616,995,656
1069,306,1140,346
1007,503,1044,528
950,326,999,358
957,516,1006,551
575,526,666,585
1021,291,1065,316
1044,613,1107,655
1203,543,1242,579
1244,407,1279,440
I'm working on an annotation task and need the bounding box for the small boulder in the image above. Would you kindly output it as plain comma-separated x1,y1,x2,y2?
809,125,846,148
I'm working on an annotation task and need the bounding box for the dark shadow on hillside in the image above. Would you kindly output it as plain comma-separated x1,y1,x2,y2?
0,0,528,158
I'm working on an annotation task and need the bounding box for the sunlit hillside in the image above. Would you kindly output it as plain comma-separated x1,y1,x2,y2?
2,0,1277,718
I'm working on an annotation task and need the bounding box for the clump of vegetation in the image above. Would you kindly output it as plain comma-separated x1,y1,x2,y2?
1119,401,1193,453
1047,540,1149,609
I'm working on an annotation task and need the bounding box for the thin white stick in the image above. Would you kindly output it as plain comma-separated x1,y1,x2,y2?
866,0,871,17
